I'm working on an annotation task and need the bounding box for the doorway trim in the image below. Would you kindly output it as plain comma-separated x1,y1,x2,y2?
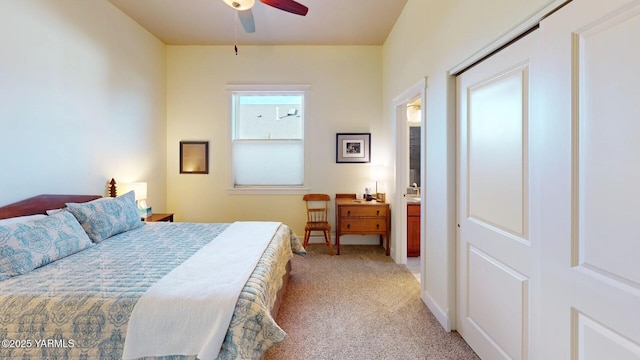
393,77,427,273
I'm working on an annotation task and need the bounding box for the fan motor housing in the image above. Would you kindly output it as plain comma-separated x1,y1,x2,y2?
223,0,255,11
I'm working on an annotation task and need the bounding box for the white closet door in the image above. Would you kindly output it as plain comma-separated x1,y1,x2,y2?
533,0,640,358
456,31,536,359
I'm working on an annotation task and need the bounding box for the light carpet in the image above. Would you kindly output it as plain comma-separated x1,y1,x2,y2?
264,245,480,360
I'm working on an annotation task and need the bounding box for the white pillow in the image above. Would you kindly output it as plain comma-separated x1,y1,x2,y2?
0,214,47,225
0,211,93,281
65,191,143,243
46,208,65,215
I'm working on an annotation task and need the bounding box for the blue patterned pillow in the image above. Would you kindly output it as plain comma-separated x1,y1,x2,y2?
0,210,93,281
65,191,143,243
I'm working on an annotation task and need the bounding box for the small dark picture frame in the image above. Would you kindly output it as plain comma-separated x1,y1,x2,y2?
336,133,371,163
180,141,209,174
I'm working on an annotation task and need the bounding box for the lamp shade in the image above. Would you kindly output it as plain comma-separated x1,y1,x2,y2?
118,182,147,201
370,165,384,182
369,165,389,194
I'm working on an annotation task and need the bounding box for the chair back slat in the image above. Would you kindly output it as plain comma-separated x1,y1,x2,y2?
303,194,330,223
303,194,330,201
307,208,326,222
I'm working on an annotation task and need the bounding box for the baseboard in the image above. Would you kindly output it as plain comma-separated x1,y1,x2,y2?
421,290,451,332
306,233,380,246
335,234,380,245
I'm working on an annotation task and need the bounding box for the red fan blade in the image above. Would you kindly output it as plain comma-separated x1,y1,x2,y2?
260,0,308,16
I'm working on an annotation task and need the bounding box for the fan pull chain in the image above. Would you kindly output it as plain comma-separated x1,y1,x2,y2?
234,11,239,55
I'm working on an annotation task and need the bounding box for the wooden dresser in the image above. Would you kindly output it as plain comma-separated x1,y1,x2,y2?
335,197,391,255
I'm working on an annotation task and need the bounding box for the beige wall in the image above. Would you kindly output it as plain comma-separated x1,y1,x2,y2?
166,46,382,235
0,1,574,331
382,0,560,329
0,0,167,209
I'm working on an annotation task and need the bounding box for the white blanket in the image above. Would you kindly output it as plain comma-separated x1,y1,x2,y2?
122,221,281,360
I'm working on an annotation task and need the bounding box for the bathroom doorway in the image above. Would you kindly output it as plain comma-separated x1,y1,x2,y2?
406,99,421,281
392,78,425,286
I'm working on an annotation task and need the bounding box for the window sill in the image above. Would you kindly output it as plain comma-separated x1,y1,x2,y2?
227,186,310,195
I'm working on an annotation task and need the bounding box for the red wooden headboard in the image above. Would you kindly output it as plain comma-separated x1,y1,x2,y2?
0,195,102,220
0,178,121,220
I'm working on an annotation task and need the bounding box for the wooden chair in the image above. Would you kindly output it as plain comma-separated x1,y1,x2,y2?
303,194,334,255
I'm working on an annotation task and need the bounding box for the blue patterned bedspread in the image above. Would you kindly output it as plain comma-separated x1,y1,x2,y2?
0,222,304,359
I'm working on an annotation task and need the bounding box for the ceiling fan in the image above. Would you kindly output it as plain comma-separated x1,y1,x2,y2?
223,0,309,34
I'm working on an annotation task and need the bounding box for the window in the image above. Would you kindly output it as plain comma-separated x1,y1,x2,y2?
227,84,309,193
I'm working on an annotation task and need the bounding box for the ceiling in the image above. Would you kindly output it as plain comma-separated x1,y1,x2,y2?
108,0,408,45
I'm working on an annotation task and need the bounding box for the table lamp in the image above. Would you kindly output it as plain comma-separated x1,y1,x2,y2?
118,182,151,218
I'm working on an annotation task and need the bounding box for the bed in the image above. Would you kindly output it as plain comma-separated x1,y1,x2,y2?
0,193,305,359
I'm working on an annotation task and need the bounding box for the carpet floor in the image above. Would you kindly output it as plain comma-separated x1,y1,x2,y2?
264,245,480,360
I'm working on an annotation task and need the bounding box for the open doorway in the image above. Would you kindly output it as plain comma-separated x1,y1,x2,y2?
392,78,426,285
406,98,421,281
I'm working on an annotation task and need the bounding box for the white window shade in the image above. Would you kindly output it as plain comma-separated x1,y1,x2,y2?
227,85,309,192
233,140,304,186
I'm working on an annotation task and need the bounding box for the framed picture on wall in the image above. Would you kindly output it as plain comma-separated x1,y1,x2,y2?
336,133,371,163
180,141,209,174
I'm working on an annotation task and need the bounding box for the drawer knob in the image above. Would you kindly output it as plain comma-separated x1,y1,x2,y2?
347,210,351,216
376,210,380,215
376,223,380,229
347,224,351,229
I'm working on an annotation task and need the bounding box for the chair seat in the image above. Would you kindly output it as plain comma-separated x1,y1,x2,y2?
305,221,331,231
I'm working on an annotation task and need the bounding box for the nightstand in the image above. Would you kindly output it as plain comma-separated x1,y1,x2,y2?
143,213,174,222
335,197,391,255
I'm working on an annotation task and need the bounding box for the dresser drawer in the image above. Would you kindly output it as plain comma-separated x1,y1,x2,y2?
340,206,387,218
407,203,420,216
340,219,387,232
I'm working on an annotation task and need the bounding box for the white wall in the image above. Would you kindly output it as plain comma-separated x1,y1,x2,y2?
1,2,577,330
0,0,167,209
382,0,558,329
166,45,383,235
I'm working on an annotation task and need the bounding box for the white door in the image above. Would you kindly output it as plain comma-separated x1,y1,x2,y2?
533,0,640,358
456,31,537,359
